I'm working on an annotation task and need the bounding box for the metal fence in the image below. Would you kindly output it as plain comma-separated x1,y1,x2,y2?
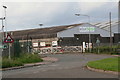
33,46,82,54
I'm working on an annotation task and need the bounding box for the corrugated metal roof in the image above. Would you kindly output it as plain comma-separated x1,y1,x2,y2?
92,20,120,32
11,23,83,40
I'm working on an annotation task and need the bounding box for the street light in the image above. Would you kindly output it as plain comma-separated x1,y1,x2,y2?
75,13,91,52
3,6,7,38
3,6,7,9
39,24,43,28
3,6,7,18
0,17,5,47
39,24,43,26
0,17,5,30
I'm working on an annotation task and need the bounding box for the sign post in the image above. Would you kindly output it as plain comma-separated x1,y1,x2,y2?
8,43,11,59
96,38,100,54
4,33,14,59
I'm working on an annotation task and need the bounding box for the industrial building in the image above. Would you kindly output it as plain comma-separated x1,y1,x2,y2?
10,22,119,48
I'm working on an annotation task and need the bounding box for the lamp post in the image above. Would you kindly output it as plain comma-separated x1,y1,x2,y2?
0,17,5,42
3,6,7,37
39,24,43,28
0,18,5,52
75,13,91,52
0,6,7,51
39,24,43,26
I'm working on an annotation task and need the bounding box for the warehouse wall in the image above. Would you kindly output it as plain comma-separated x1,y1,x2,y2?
114,33,120,43
58,34,111,46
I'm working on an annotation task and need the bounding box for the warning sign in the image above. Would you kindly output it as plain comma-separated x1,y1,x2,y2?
4,33,14,43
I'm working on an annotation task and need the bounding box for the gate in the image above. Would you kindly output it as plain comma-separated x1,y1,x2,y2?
33,46,82,54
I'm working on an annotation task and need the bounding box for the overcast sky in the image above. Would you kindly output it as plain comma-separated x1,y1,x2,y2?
0,0,119,31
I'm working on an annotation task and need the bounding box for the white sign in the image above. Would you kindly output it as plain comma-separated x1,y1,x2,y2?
33,43,38,47
79,27,95,32
40,42,45,46
52,41,58,46
82,42,86,52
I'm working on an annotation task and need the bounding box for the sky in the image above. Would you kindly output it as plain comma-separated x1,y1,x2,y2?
0,0,119,31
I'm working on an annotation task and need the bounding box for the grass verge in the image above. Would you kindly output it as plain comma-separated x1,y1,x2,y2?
87,57,120,72
2,54,43,68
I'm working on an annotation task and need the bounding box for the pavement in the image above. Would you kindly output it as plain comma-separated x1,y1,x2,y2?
2,53,119,78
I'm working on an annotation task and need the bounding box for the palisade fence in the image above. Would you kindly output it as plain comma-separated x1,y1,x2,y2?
2,40,32,57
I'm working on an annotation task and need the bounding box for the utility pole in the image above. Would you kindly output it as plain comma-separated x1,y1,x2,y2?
109,12,112,47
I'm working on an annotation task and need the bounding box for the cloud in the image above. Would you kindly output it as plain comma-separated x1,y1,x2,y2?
77,2,107,14
1,2,118,31
3,0,119,2
5,2,69,30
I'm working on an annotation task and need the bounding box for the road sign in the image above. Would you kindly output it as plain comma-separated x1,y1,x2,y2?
79,27,95,32
52,41,58,46
33,42,39,47
4,33,14,43
96,38,100,46
0,44,8,49
40,42,45,46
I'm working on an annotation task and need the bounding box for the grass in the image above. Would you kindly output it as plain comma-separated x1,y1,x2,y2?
87,57,120,72
1,54,43,68
2,59,23,68
17,54,43,64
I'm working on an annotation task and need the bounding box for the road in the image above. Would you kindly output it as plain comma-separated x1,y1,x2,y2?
2,53,118,78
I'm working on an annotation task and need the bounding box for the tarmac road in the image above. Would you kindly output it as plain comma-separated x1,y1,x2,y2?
2,53,119,78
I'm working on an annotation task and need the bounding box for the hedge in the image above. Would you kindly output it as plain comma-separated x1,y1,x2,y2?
87,45,120,54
